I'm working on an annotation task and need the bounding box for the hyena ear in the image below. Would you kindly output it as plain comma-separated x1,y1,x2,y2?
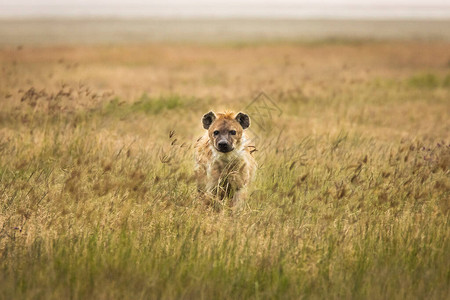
202,111,216,129
235,112,250,129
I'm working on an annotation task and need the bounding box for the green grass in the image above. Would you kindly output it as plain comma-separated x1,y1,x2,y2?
104,94,185,117
407,73,448,89
443,74,450,88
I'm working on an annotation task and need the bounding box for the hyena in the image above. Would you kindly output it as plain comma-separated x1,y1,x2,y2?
194,111,257,207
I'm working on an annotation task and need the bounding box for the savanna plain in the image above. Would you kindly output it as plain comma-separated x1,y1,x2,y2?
0,26,449,299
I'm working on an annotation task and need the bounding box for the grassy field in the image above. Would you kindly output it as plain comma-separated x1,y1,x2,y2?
0,39,449,299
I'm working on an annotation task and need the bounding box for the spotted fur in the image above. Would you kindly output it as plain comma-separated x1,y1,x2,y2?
194,111,257,207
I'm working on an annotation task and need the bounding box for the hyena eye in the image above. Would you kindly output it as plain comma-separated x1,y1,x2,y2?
230,130,236,135
213,130,219,136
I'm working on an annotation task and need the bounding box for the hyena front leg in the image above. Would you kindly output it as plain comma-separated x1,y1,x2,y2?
202,179,224,210
231,188,247,209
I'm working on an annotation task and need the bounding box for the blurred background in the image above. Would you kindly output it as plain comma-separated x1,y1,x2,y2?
2,0,449,18
1,1,449,299
1,0,450,45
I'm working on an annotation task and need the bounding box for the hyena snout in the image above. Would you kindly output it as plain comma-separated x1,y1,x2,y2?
217,140,232,153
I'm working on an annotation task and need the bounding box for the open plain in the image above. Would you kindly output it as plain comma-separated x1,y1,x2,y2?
0,19,449,299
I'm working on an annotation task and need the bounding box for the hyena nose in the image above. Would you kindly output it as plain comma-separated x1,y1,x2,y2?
218,141,230,152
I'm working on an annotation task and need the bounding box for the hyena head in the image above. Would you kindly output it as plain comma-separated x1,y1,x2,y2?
202,111,250,153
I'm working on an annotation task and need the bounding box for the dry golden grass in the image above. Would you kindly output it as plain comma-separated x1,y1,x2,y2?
0,41,449,299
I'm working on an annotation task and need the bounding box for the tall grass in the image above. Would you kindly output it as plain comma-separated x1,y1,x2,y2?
0,42,449,299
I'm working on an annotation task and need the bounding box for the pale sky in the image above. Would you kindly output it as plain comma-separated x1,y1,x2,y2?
1,0,449,18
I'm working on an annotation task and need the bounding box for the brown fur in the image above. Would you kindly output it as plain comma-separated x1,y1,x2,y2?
194,111,257,207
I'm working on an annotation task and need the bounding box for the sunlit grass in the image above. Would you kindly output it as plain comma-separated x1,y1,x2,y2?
0,41,449,299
